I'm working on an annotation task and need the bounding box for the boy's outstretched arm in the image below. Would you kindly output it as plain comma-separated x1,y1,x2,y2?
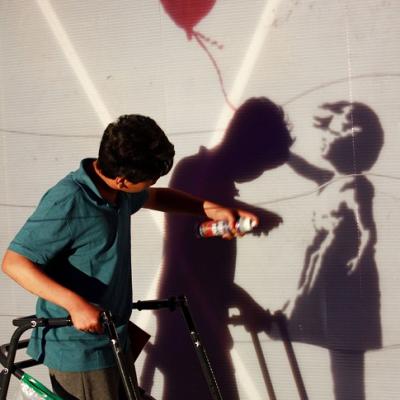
2,250,103,333
144,187,258,238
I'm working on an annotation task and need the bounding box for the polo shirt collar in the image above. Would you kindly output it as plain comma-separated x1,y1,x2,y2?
72,158,110,206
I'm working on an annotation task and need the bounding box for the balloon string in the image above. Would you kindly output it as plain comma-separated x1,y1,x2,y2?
192,31,237,112
194,31,224,50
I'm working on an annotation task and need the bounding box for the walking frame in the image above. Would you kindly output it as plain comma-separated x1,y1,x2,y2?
0,295,224,400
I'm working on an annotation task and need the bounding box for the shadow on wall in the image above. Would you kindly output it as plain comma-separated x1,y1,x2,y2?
140,97,293,399
280,101,384,400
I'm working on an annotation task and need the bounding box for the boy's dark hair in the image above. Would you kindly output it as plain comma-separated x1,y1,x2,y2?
97,114,175,183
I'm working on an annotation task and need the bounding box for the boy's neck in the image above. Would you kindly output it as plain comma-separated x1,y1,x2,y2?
89,160,119,205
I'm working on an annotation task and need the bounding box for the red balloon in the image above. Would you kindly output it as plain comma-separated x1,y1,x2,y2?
160,0,216,39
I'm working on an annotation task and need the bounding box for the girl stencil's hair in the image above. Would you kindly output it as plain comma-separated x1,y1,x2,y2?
320,102,384,174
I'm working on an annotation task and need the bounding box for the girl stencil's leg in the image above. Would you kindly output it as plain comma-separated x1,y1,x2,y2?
329,350,365,400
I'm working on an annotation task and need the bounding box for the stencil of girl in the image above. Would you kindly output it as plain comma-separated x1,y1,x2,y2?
285,101,383,400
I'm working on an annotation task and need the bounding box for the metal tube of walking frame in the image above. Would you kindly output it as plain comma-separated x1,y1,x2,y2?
132,296,225,400
0,324,31,400
0,316,71,400
101,311,142,400
176,295,224,400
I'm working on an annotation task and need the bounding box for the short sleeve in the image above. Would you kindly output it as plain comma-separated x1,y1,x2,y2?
127,189,149,215
9,190,73,265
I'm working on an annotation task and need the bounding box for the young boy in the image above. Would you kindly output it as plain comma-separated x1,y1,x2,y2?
2,114,257,399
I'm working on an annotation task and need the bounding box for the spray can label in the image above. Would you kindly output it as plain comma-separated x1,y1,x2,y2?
198,217,255,238
198,220,230,237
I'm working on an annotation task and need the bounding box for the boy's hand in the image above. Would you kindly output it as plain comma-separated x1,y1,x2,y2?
251,209,283,236
68,300,103,333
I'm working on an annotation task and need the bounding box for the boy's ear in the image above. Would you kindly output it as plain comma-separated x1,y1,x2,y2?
115,177,126,189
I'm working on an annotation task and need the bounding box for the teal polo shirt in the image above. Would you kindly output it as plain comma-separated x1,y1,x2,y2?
9,159,148,371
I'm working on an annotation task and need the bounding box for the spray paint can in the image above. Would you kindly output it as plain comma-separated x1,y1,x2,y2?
197,217,255,238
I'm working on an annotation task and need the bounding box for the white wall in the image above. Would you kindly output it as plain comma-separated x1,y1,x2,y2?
1,1,400,399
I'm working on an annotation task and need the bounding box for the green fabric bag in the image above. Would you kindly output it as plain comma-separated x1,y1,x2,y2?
19,373,63,400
